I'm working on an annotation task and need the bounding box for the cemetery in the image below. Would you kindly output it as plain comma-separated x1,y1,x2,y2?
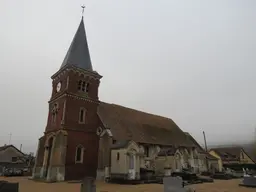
0,174,256,192
1,164,256,191
239,168,256,188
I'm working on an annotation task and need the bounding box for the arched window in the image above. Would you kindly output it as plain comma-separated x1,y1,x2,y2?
82,81,86,91
78,80,89,93
79,108,86,123
86,83,89,93
144,146,149,157
75,145,84,163
78,80,82,90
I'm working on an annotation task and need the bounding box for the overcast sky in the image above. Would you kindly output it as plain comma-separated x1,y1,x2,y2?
0,0,256,153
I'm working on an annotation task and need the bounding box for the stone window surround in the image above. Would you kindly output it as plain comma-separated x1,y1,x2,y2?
75,145,84,164
144,145,150,157
175,151,182,160
51,103,59,123
79,107,86,124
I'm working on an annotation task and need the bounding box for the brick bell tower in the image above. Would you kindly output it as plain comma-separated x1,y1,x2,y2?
32,16,103,182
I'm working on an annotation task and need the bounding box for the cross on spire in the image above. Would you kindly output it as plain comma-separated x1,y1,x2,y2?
81,5,85,18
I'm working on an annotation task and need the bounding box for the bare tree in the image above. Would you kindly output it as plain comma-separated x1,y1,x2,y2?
16,153,35,169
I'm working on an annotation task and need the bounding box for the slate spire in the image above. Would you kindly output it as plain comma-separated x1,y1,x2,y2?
60,17,93,71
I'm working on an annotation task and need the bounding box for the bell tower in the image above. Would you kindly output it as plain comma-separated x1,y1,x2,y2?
45,17,102,133
32,15,103,182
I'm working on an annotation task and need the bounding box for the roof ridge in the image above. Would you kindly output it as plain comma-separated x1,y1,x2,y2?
98,101,196,147
0,144,25,155
109,103,174,122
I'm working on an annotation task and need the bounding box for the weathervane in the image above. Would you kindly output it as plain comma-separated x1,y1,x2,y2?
81,5,85,18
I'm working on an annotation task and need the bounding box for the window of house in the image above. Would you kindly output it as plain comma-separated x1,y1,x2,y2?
12,157,17,162
75,145,84,163
112,139,117,144
116,152,120,161
144,146,149,157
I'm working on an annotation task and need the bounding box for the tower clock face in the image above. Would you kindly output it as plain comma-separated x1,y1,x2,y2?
56,82,62,92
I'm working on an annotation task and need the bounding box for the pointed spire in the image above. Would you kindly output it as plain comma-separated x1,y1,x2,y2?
60,17,93,71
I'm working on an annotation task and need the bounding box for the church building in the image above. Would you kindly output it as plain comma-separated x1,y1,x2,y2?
32,16,202,182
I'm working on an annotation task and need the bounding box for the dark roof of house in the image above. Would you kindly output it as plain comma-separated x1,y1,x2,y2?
0,145,10,151
60,17,93,71
98,102,196,147
210,147,242,161
0,145,25,156
184,132,218,160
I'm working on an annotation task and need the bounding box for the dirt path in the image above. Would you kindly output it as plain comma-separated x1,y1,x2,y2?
0,177,255,192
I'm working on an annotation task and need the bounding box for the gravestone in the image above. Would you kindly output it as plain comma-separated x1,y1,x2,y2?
80,177,96,192
243,168,246,175
163,177,195,192
242,175,256,187
0,180,19,192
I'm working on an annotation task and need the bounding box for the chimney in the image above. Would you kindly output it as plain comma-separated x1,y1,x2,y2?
20,144,22,152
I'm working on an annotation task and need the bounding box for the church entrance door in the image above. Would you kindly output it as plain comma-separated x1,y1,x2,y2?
128,153,136,180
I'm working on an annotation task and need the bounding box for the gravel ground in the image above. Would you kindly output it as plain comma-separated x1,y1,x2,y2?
0,177,255,192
